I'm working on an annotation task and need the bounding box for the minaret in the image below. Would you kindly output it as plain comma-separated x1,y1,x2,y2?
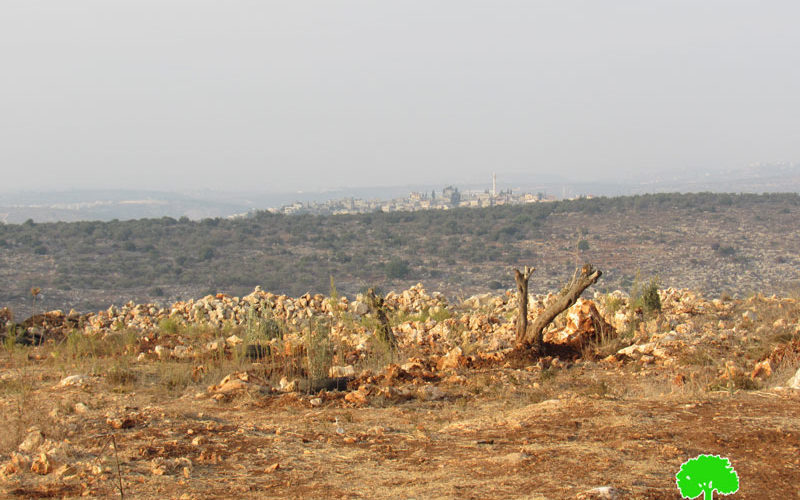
492,172,497,198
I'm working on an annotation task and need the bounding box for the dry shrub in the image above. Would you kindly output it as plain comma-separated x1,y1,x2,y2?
107,359,137,387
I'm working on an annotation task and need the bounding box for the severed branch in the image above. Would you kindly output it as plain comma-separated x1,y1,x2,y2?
513,266,536,345
519,264,602,353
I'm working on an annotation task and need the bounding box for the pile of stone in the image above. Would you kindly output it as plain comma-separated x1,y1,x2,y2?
3,282,623,357
12,282,790,379
0,429,75,478
2,309,86,344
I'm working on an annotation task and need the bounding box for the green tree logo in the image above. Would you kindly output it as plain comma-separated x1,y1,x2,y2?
676,454,739,499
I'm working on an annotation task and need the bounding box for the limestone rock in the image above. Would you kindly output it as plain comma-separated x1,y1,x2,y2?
416,385,445,401
208,372,258,394
348,300,369,315
18,430,44,453
54,464,77,478
172,345,191,358
30,452,54,475
106,415,138,429
345,385,371,405
437,346,467,371
205,338,226,351
576,486,626,499
751,359,772,379
543,299,615,348
226,335,243,347
787,367,800,389
329,365,356,378
462,293,494,309
151,457,192,476
278,376,299,393
57,374,89,388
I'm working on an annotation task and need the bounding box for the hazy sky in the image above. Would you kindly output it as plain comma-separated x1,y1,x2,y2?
2,1,799,193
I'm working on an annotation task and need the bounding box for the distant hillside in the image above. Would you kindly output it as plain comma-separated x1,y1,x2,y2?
0,190,254,223
3,163,800,224
1,192,799,318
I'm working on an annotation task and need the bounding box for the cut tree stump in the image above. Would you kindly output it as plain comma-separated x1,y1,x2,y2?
514,266,536,346
518,264,603,354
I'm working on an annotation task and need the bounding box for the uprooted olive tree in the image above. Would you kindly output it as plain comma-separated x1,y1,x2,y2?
514,264,603,354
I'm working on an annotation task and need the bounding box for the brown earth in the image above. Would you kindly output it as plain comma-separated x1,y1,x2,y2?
2,355,799,499
1,286,800,499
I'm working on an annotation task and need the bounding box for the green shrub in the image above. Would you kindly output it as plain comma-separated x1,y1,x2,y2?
384,258,410,279
305,318,333,392
158,318,180,334
245,306,285,341
631,274,661,314
107,360,137,386
603,295,623,316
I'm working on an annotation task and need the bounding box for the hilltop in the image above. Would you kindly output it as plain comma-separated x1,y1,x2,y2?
1,282,799,498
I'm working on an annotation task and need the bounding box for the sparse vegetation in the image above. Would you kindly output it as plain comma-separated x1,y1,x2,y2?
2,192,798,317
2,193,800,496
158,318,180,334
0,281,799,497
304,317,334,392
631,274,662,315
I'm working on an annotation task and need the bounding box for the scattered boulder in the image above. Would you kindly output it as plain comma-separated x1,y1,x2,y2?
208,372,261,395
437,346,467,371
225,335,243,347
30,452,54,475
18,430,44,454
205,338,226,351
543,299,615,349
416,385,445,401
742,310,758,323
787,367,800,389
329,365,356,378
172,345,192,359
345,385,371,405
348,300,369,315
106,414,139,429
751,359,772,380
57,374,90,388
462,293,495,309
278,376,299,393
576,486,626,499
151,457,192,476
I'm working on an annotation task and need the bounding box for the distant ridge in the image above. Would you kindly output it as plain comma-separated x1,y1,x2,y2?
1,163,799,223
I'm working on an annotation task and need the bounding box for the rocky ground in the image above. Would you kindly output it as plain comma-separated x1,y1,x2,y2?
1,284,800,499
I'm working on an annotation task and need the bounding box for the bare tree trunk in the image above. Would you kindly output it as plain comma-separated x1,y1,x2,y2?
365,288,395,350
520,264,602,352
514,266,535,345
